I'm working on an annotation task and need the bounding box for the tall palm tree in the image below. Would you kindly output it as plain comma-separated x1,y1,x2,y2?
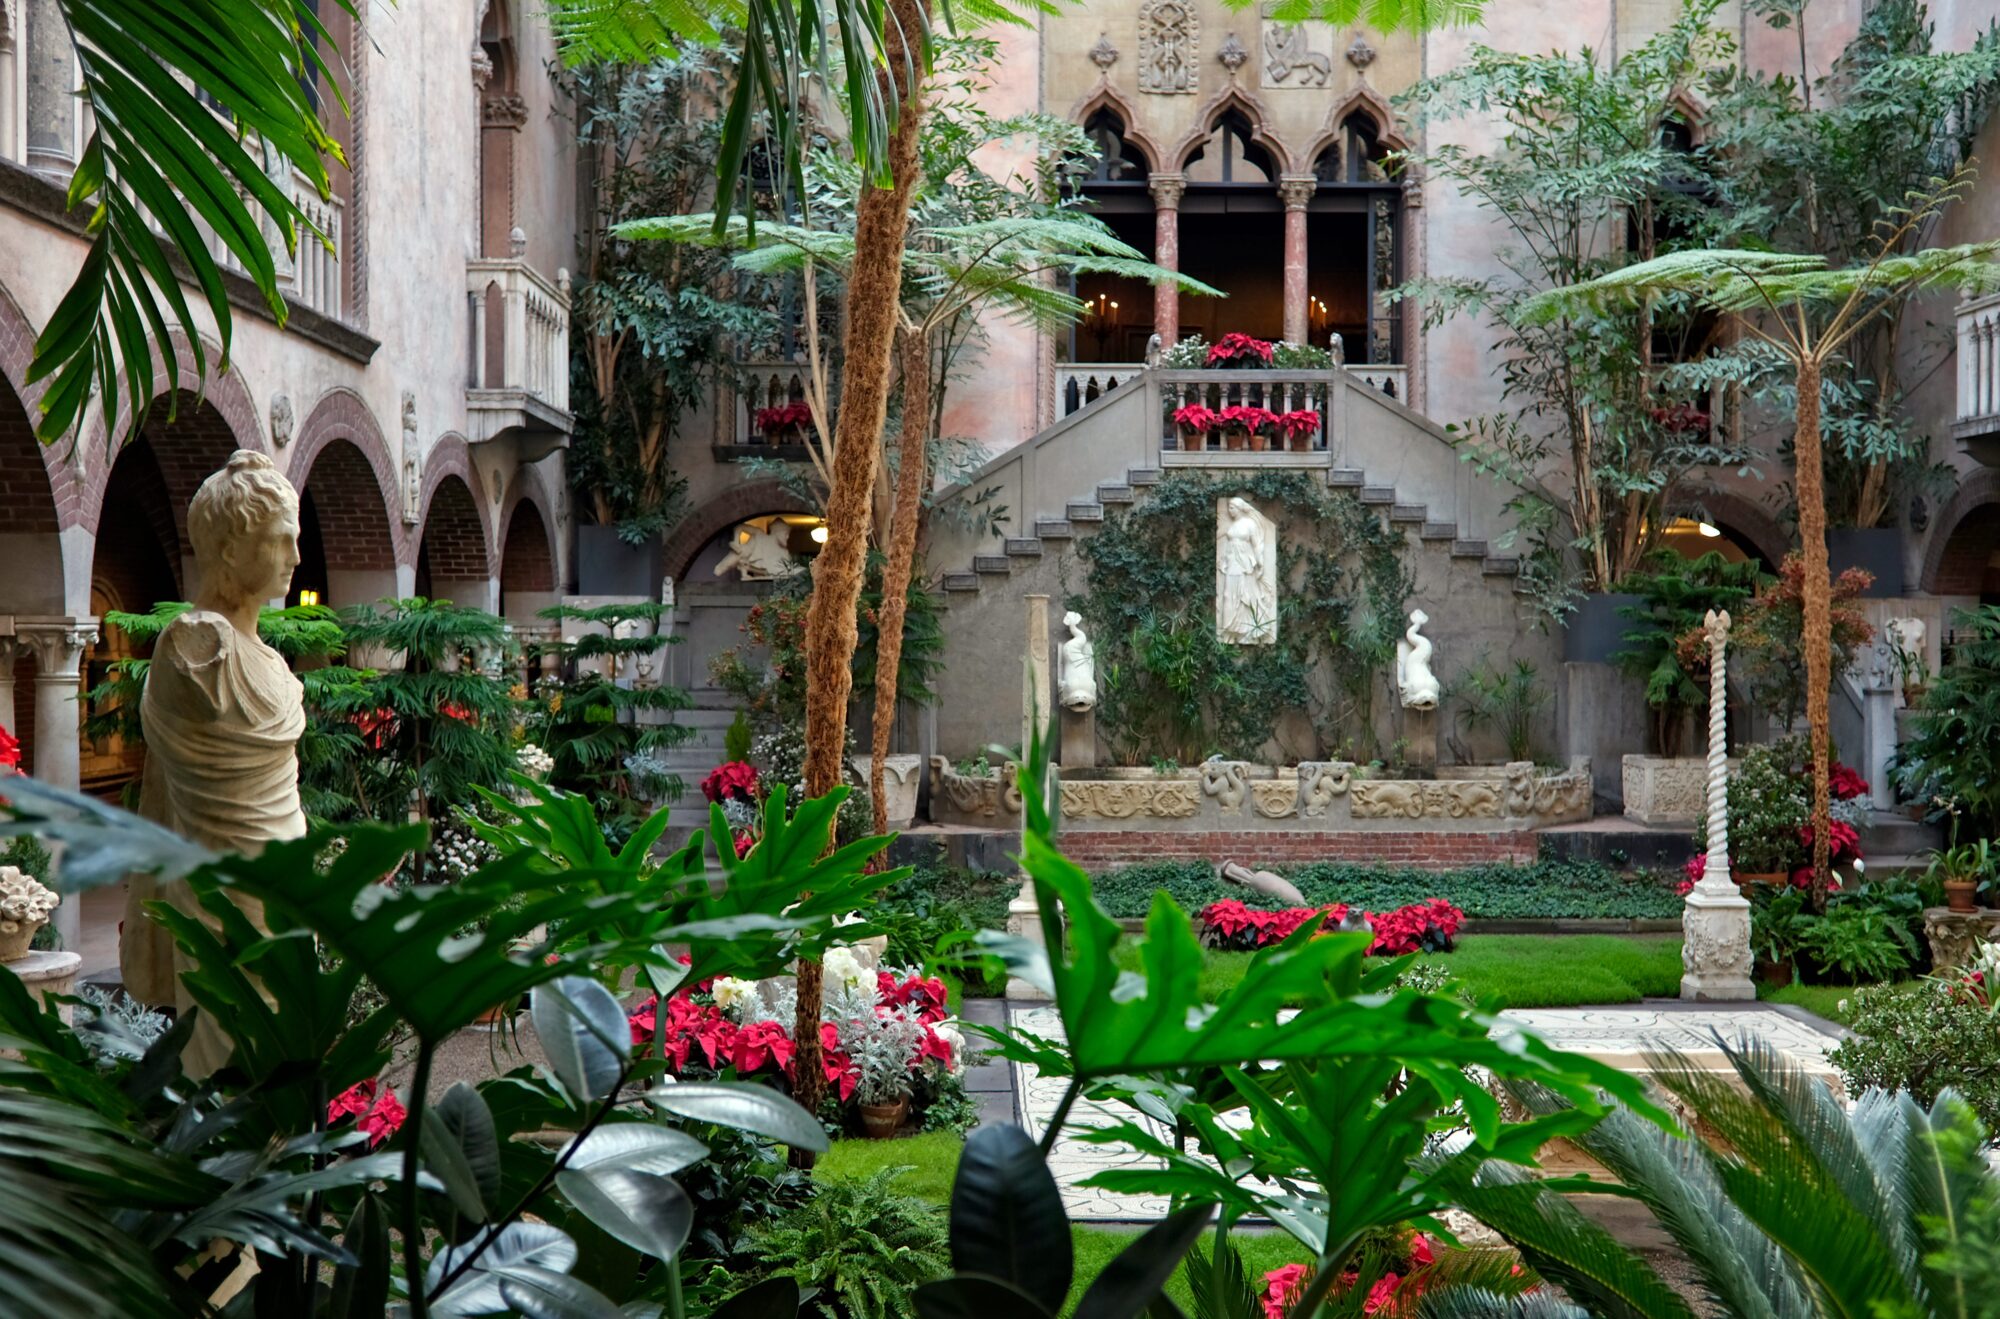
1436,1040,2000,1319
1522,176,2000,898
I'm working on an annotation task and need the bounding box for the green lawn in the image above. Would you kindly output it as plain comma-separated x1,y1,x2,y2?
1066,1226,1311,1316
1114,934,1688,1008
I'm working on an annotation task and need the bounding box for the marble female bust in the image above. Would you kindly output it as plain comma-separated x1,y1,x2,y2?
1058,611,1096,712
122,451,306,1051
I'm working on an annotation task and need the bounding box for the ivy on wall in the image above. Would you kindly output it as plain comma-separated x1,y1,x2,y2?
1071,471,1414,763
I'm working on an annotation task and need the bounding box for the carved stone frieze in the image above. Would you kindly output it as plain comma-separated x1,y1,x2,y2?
1924,909,2000,976
927,755,1020,819
1297,762,1353,817
482,94,529,129
1199,759,1250,812
1251,780,1299,819
1061,779,1200,820
1264,23,1330,87
1137,0,1198,94
1344,35,1376,71
1351,779,1503,820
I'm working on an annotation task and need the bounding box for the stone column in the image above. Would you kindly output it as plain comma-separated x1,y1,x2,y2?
20,618,97,952
1008,593,1055,1002
0,632,16,739
1278,174,1317,345
1681,609,1754,1002
24,0,75,175
1148,173,1186,348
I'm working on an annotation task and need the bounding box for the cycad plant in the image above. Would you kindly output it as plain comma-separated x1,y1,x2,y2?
529,600,692,832
1438,1041,2000,1319
1524,172,2000,896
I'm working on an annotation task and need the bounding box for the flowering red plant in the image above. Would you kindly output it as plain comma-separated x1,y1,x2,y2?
1200,898,1463,956
877,970,949,1023
1207,333,1275,366
439,701,475,724
327,1078,408,1148
753,401,814,432
1829,764,1868,801
352,706,398,751
1218,405,1279,434
1649,403,1711,435
0,725,17,771
1272,409,1322,440
702,760,759,804
1172,403,1222,433
1262,1264,1311,1319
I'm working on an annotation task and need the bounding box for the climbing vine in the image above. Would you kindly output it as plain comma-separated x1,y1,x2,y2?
1072,471,1414,763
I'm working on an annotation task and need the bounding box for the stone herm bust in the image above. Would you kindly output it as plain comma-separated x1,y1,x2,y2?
123,451,307,1042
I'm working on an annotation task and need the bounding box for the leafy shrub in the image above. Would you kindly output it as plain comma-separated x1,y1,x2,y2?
1092,859,1682,921
1898,604,2000,837
1830,980,2000,1134
743,1169,950,1319
1795,903,1916,984
875,866,1016,997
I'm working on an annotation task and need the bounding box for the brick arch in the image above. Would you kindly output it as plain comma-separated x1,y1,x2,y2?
1921,467,2000,596
1066,84,1167,175
1171,84,1287,175
417,433,494,577
660,479,810,582
500,497,555,605
0,279,75,538
1301,86,1411,172
499,464,561,593
1684,487,1789,571
82,389,259,561
290,387,406,572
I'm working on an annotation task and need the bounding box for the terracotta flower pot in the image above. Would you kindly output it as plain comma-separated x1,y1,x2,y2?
1287,432,1313,453
1223,429,1249,451
1176,425,1207,451
1946,879,1979,914
1735,871,1788,888
859,1096,910,1139
1756,957,1795,988
1247,432,1269,452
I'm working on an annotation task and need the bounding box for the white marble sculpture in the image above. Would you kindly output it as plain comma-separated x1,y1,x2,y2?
122,451,308,1066
399,391,421,525
0,865,59,962
1216,496,1277,645
714,521,796,581
1059,611,1097,712
1394,609,1440,710
1886,616,1927,683
1681,608,1754,1001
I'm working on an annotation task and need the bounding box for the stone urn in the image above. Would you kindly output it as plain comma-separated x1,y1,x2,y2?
0,866,59,963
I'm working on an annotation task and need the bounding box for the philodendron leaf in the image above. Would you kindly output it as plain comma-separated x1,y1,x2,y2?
643,1081,828,1152
563,1123,709,1176
946,1124,1073,1315
427,1222,578,1316
328,1194,390,1319
422,1083,499,1222
533,977,629,1104
915,1276,1054,1319
554,1168,693,1261
494,1264,623,1319
1072,1204,1216,1319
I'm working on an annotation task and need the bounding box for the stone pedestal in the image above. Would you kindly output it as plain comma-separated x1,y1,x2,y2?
1680,889,1755,1001
1004,881,1051,1002
1024,595,1051,755
1622,755,1717,825
1061,707,1097,769
1923,907,2000,975
1404,707,1437,772
4,950,81,1021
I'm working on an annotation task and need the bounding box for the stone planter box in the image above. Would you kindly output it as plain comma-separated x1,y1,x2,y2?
927,757,1594,832
1621,755,1735,825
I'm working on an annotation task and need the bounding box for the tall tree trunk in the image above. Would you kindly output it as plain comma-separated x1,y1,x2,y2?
870,328,932,836
789,0,928,1152
1795,355,1835,903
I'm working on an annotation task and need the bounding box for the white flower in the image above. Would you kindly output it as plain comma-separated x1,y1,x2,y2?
711,977,759,1016
824,946,869,990
516,742,555,780
933,1021,967,1075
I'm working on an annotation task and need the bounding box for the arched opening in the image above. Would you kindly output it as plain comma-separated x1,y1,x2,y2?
295,436,400,608
1933,500,2000,606
81,437,182,798
1183,106,1275,185
1068,106,1158,365
0,376,65,773
499,498,556,622
416,475,491,609
479,1,525,259
1291,110,1403,363
1174,106,1285,344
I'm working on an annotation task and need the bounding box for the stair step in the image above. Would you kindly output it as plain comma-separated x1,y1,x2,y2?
1420,521,1457,540
1451,539,1489,558
1003,538,1043,557
1482,557,1521,576
1097,483,1135,504
1067,502,1105,522
943,572,980,593
1359,485,1396,505
1390,503,1427,523
1128,468,1162,486
1328,469,1366,487
1034,519,1075,540
973,555,1011,575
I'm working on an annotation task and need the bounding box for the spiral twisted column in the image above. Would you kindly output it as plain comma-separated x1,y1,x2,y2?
1700,609,1733,891
1681,608,1753,1000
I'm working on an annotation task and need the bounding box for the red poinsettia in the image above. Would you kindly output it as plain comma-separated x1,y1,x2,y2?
327,1078,408,1148
1201,898,1463,957
1828,764,1868,801
1206,332,1275,366
814,1021,858,1101
0,724,18,771
1218,405,1279,434
352,707,398,750
1172,403,1221,433
702,761,759,805
439,701,475,724
877,970,949,1023
754,402,814,432
1262,1264,1310,1319
1272,409,1322,440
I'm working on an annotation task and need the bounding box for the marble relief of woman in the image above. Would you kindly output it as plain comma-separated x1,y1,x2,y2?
122,451,306,1069
1217,496,1274,645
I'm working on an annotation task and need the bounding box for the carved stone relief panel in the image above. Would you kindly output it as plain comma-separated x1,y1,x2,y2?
1062,779,1201,820
1138,0,1198,94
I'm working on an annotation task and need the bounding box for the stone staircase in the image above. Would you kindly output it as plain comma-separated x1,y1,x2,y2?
658,704,741,828
937,463,1525,597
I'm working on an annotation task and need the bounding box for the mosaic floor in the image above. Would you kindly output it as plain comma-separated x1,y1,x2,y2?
1007,1002,1847,1221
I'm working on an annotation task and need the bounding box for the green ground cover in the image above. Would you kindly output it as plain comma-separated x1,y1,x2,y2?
1113,934,1688,1008
1089,859,1683,921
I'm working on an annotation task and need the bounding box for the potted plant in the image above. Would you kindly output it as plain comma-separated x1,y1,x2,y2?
1274,408,1321,453
0,866,59,963
1206,333,1275,369
1925,841,1991,914
1171,403,1220,451
846,1010,924,1138
1218,405,1273,451
1750,886,1809,986
752,401,812,444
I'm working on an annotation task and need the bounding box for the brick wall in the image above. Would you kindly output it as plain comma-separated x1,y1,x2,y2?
1934,504,2000,597
0,389,59,534
301,438,398,571
1057,828,1539,869
501,501,554,592
420,476,488,581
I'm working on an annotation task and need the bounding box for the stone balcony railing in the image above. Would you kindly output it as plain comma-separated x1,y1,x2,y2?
1955,292,2000,463
1057,363,1143,417
466,258,572,449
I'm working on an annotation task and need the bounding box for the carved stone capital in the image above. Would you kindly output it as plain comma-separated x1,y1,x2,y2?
1277,174,1318,211
471,46,494,91
1148,172,1188,210
17,618,99,676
